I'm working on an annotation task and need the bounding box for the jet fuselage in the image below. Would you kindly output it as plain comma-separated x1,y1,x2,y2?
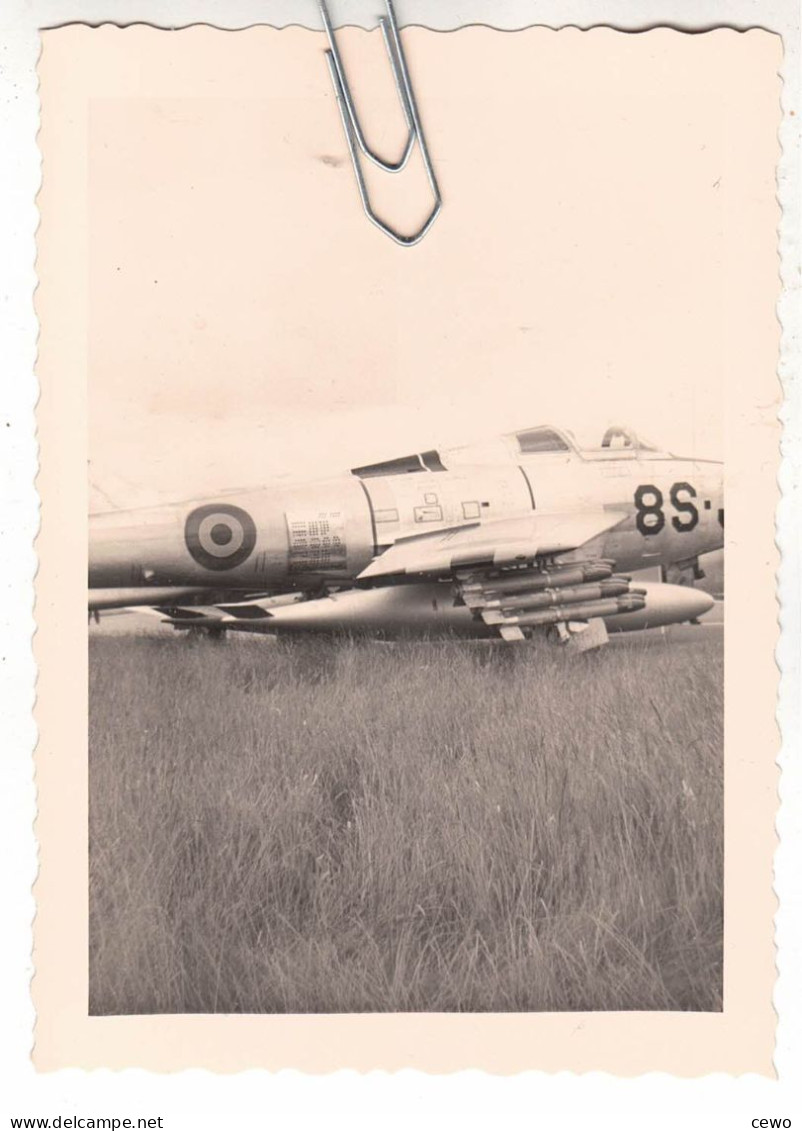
90,448,724,594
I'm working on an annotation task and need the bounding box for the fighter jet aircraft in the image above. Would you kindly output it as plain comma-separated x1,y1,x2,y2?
89,424,723,649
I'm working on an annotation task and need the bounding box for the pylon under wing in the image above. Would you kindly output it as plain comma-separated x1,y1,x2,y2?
357,509,627,580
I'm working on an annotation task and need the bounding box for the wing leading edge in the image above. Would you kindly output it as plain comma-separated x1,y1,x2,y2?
357,509,626,580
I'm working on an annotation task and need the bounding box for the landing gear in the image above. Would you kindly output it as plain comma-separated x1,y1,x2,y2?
184,625,227,642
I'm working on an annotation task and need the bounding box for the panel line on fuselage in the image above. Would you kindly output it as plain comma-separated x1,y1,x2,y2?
518,465,536,511
355,476,379,559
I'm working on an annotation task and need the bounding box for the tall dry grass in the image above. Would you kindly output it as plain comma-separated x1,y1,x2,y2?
89,632,723,1014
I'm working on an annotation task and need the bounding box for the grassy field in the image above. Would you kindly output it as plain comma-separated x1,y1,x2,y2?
89,631,723,1014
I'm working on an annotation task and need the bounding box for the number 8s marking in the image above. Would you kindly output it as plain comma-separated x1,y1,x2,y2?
634,482,700,537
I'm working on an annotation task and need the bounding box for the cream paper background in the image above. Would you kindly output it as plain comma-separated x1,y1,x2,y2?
35,25,780,1073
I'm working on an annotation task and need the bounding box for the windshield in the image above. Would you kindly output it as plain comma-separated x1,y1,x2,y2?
514,427,572,455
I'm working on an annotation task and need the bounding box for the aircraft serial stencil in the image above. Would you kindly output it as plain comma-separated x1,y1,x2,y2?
89,423,722,649
287,512,348,573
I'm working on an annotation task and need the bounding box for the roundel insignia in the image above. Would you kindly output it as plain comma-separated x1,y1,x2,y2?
184,504,257,571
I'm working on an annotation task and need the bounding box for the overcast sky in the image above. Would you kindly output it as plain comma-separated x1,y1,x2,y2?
85,27,779,509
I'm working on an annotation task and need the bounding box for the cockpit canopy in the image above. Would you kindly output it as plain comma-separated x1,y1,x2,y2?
351,424,672,479
510,424,665,460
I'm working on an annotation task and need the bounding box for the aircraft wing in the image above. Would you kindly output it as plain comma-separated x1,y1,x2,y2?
357,509,627,581
89,586,214,611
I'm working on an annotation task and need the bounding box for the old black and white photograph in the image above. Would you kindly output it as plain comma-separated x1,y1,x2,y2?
6,1,785,1081
71,13,763,1021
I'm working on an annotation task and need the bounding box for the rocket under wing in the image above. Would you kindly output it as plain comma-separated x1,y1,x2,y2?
357,509,627,580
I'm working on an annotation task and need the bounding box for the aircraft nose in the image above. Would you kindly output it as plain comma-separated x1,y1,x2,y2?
694,460,724,530
712,462,723,506
712,468,724,531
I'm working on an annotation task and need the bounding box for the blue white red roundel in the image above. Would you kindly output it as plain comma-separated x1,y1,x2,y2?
184,504,257,571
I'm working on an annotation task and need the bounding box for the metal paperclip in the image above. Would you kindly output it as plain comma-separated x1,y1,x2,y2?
320,0,442,247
